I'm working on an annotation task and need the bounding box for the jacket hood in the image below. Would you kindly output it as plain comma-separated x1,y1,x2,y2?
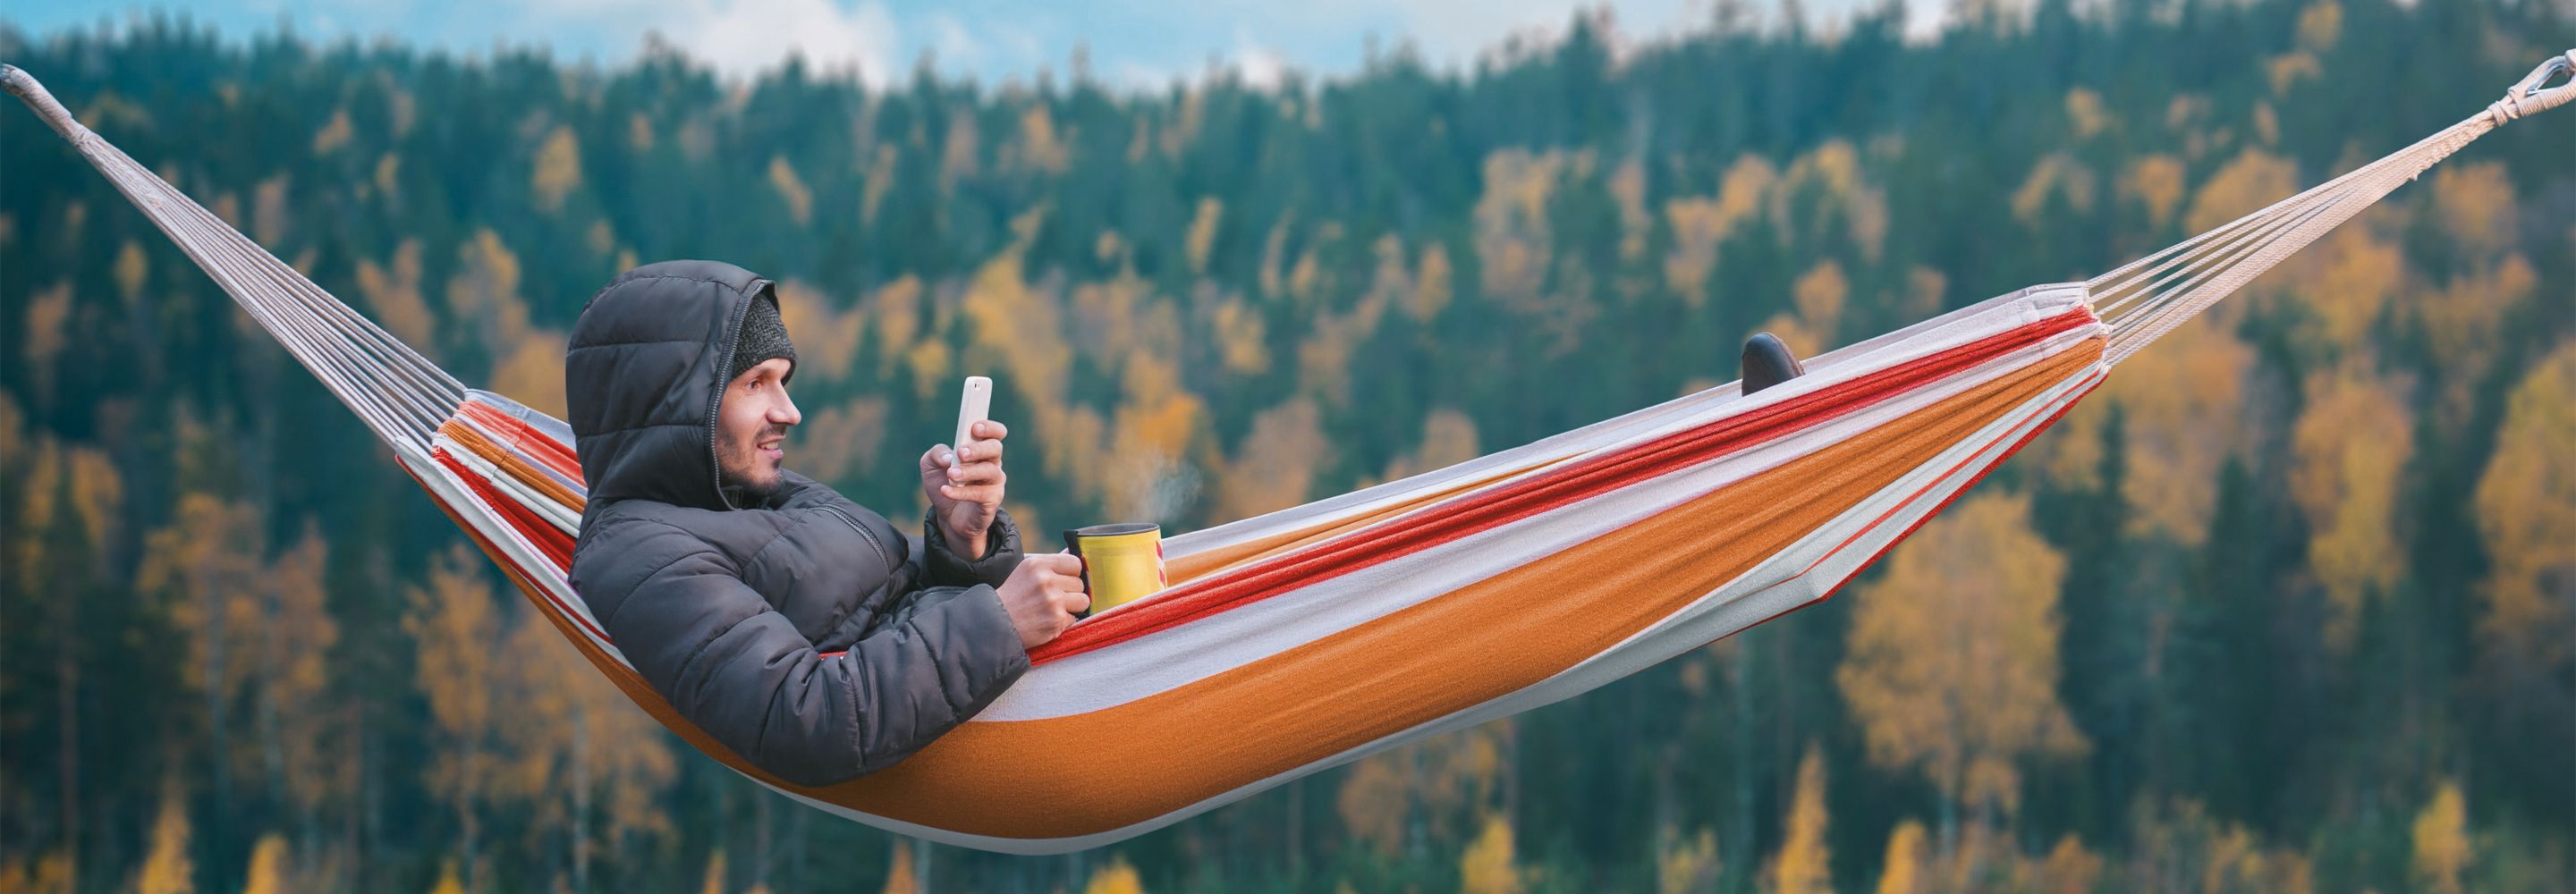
566,259,780,515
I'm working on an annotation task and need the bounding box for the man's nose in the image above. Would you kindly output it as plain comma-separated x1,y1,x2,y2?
772,391,801,426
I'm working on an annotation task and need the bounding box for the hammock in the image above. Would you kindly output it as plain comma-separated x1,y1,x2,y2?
6,53,2568,854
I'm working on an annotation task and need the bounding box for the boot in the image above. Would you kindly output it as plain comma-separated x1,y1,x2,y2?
1741,332,1806,395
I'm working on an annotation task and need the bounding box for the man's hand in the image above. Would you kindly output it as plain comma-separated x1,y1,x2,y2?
995,552,1089,648
921,419,1009,557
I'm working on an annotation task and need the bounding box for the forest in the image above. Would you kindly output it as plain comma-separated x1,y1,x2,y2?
0,0,2571,890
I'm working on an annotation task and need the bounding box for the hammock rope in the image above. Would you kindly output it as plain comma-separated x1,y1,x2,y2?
5,50,2567,854
2094,49,2575,361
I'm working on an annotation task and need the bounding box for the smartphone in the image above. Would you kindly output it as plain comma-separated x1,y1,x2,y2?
954,375,993,450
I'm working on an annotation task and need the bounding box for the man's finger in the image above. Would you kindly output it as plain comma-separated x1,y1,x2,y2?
1055,589,1092,616
971,420,1009,441
949,462,1003,486
940,484,1003,505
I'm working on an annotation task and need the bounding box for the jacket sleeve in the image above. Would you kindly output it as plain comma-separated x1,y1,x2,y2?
919,506,1027,589
600,524,1030,787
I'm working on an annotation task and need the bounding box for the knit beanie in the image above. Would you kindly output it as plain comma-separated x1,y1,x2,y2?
729,291,797,384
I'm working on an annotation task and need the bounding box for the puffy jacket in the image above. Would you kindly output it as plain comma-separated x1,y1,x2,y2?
563,259,1030,787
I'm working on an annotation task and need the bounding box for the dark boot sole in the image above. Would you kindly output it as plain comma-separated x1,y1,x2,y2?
1741,332,1807,395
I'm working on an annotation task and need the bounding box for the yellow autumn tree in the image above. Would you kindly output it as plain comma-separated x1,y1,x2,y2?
2410,780,2471,894
2288,362,2414,650
767,156,812,225
1185,198,1223,274
1335,751,1412,856
2430,160,2517,262
2012,154,2098,227
1837,493,2087,840
792,398,891,485
1211,399,1331,522
1410,243,1454,321
532,125,583,212
2042,313,2253,544
2128,797,2315,894
425,860,464,894
2472,343,2576,732
1768,139,1889,261
878,841,918,894
774,280,867,382
0,849,76,894
699,848,726,894
1378,409,1482,485
1767,744,1832,894
2416,255,2534,397
2281,220,2404,350
496,603,677,890
1080,856,1145,894
405,544,504,890
114,240,148,303
2119,156,2187,229
258,524,342,818
240,834,288,894
134,780,193,894
1665,160,1772,303
138,493,267,793
21,282,72,401
1335,721,1511,857
355,240,436,347
1876,820,1928,894
1459,814,1521,894
1472,149,1594,352
2184,148,2299,238
1106,353,1207,521
445,230,564,417
2033,835,2104,894
1757,261,1849,357
486,330,568,417
1658,827,1721,894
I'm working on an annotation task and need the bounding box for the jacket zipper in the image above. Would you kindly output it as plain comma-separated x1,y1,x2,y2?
820,505,894,570
705,280,763,510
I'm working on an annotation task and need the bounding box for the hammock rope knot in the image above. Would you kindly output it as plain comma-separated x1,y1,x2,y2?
2488,51,2576,126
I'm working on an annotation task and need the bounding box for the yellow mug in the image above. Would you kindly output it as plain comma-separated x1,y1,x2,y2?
1062,522,1166,617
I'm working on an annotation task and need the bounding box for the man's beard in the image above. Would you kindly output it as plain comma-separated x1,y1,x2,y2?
719,426,790,504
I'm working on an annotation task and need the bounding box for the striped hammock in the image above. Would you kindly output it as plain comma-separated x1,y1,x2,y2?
6,53,2567,854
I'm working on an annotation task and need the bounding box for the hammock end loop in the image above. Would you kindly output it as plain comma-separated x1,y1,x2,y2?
2489,49,2576,126
3,64,92,145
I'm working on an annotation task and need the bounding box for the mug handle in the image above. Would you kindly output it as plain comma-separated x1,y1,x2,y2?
1060,533,1093,620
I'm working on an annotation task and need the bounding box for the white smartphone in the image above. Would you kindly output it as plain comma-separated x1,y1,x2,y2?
954,375,993,450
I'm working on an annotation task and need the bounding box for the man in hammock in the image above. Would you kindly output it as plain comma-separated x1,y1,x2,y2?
562,260,1091,788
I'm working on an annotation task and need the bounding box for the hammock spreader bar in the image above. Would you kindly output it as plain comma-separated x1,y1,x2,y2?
5,50,2565,854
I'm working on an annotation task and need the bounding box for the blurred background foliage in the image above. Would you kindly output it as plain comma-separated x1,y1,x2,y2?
1,0,2572,890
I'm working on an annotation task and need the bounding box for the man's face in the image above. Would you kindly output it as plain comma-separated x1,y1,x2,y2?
716,358,800,502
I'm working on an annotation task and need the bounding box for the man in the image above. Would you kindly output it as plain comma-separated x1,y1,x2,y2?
562,259,1089,787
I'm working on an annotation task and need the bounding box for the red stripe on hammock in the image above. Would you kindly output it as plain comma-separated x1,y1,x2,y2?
460,400,587,485
431,447,578,570
1032,307,2100,664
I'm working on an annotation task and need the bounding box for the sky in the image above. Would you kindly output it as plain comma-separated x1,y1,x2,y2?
7,0,1939,91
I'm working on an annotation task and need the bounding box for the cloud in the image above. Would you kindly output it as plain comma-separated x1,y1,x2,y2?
1231,28,1286,89
650,0,901,85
